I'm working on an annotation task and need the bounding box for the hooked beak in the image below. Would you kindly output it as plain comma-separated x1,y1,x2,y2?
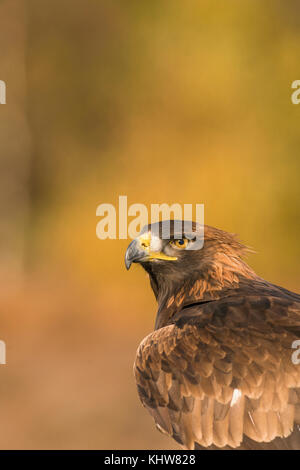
125,232,177,270
125,239,148,270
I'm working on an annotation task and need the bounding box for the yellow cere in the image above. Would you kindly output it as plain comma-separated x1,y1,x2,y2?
138,233,151,251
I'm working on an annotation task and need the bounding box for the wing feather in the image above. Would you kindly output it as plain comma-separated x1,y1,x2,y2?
134,295,300,449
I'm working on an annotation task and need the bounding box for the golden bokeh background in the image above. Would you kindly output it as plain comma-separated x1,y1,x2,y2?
0,0,299,449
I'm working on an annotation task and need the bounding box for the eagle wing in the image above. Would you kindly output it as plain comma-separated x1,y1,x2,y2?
134,295,300,449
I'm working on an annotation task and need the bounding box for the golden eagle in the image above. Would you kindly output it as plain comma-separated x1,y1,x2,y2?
125,221,300,450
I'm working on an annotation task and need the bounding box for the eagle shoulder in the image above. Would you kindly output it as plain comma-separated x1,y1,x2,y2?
134,296,300,449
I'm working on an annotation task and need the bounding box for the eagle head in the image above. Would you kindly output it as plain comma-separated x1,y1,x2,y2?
125,220,253,329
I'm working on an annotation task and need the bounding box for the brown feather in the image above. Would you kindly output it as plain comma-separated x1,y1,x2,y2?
129,222,300,449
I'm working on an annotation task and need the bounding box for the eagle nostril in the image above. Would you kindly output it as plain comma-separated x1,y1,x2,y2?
140,240,150,249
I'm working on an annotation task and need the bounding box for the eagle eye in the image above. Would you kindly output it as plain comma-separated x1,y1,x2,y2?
170,238,188,249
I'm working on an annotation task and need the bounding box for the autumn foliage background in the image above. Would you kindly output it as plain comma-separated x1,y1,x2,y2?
0,0,299,449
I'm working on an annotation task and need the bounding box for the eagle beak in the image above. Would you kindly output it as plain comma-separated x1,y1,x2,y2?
125,239,147,270
125,233,178,270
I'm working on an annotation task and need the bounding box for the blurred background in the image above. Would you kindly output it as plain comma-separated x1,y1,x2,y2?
0,0,299,449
